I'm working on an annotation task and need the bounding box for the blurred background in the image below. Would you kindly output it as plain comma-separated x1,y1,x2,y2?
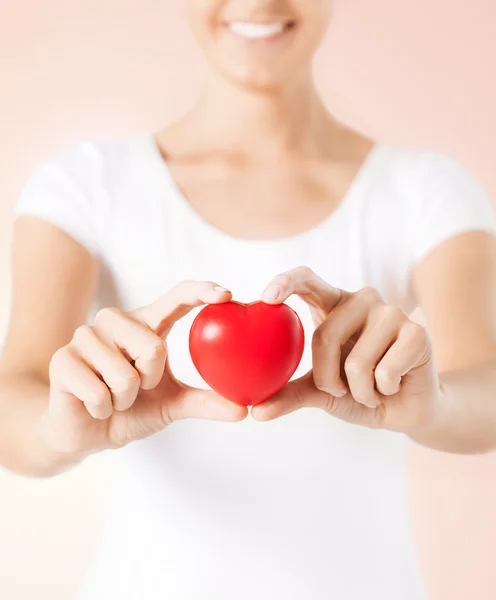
1,0,495,598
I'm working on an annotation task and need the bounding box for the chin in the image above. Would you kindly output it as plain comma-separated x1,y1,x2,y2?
221,64,290,93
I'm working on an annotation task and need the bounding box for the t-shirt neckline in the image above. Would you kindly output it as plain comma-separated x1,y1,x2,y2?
145,133,385,251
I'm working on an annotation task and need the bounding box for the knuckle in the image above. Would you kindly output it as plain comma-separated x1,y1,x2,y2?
273,273,291,288
345,356,366,376
170,279,213,303
113,370,141,394
174,279,204,294
406,321,426,342
375,365,395,382
72,324,95,346
142,338,167,362
95,306,121,327
125,368,141,387
294,265,314,278
197,280,216,294
312,323,333,346
358,286,382,305
49,346,74,375
383,305,405,322
374,305,405,327
87,382,110,407
49,347,65,368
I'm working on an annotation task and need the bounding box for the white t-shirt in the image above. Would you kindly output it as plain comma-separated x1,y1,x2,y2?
15,135,496,600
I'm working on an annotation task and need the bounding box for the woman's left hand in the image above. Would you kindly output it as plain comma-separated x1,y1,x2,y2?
251,267,443,434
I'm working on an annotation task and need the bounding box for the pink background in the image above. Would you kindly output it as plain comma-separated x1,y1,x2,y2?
0,1,495,598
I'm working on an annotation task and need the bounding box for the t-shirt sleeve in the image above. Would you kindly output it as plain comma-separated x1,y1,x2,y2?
410,153,496,264
14,143,102,257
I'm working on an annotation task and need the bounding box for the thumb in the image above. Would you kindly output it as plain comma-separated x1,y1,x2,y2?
251,372,331,421
252,372,383,426
132,280,232,338
166,386,249,423
261,267,349,318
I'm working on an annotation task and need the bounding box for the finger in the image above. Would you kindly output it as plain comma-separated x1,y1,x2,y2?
133,281,232,337
251,373,331,421
251,372,384,427
166,387,249,423
311,293,376,397
344,306,405,408
71,325,141,411
50,346,113,420
94,308,167,390
375,322,431,395
261,266,349,315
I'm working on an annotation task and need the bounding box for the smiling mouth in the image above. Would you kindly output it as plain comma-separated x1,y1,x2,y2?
224,20,296,41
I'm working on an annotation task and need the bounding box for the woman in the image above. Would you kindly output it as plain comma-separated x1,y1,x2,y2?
1,1,496,598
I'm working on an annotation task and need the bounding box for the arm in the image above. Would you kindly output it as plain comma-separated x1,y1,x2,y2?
0,217,98,476
411,231,496,453
251,231,496,454
0,218,246,479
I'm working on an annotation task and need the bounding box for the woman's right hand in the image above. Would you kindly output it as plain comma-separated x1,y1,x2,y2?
42,281,247,459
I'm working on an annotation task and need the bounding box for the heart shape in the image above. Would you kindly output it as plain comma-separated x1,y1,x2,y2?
189,301,305,406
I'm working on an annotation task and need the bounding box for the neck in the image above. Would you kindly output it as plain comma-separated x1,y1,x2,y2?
186,69,336,159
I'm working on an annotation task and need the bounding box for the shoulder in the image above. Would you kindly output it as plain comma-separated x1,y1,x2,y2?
377,144,490,200
18,133,156,216
15,135,154,257
377,145,495,263
376,144,465,181
374,144,494,224
32,134,153,189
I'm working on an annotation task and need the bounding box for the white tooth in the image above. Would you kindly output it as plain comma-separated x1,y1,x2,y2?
228,21,285,40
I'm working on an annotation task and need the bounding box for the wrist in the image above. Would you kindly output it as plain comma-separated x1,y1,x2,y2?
404,382,453,451
38,411,90,476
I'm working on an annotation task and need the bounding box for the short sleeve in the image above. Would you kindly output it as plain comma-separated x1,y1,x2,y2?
411,153,496,264
14,143,103,257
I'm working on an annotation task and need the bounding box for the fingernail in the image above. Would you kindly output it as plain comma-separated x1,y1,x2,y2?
335,389,347,398
365,402,380,409
215,286,230,294
263,285,280,300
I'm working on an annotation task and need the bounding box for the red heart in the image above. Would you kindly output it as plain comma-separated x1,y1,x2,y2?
189,301,304,406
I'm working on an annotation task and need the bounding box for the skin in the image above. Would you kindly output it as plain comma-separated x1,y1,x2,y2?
1,0,496,478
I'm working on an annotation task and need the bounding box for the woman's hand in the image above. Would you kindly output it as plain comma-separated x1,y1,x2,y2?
42,281,247,459
252,267,443,435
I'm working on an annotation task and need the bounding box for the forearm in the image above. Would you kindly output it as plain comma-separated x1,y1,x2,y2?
408,360,496,454
0,372,84,477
